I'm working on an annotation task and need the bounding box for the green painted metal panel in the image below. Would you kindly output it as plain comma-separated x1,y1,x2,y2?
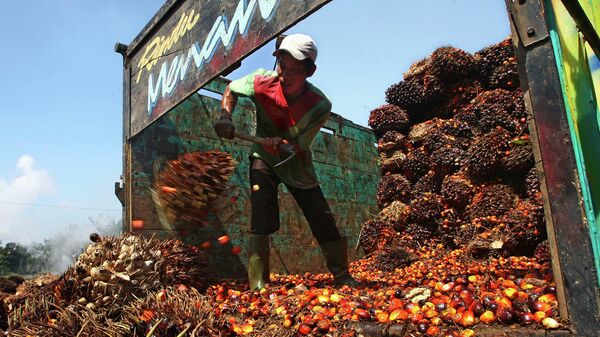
128,77,379,279
546,0,600,285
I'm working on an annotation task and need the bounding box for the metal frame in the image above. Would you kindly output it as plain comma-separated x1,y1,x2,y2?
506,0,600,335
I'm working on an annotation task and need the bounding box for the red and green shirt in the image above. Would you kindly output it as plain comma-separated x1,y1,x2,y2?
229,68,332,189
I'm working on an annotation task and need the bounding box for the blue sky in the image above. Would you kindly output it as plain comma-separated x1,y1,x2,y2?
0,0,510,243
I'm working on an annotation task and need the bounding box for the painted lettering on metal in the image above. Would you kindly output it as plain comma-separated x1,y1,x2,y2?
146,0,280,115
136,9,201,84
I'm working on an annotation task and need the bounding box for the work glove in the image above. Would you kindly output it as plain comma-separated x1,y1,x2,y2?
263,137,286,156
214,110,235,139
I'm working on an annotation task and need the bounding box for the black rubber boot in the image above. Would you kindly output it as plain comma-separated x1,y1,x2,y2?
248,235,270,290
320,237,361,287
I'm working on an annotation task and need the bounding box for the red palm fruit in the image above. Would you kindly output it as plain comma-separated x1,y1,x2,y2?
501,279,517,288
450,297,466,309
441,308,457,324
316,319,331,332
390,309,409,322
497,307,515,323
479,310,496,324
376,311,389,323
460,310,476,327
452,311,463,323
355,308,370,320
410,313,424,324
426,326,440,336
533,311,546,323
460,290,474,306
442,282,455,292
241,324,253,334
531,301,551,314
424,309,438,319
470,300,485,316
519,312,534,325
298,324,311,335
496,297,512,309
218,235,230,246
460,329,475,337
538,294,557,304
231,246,241,255
416,319,430,334
502,287,518,300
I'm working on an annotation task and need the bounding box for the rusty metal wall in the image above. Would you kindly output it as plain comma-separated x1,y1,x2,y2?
128,77,379,279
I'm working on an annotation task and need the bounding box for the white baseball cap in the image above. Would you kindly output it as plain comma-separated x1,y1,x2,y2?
273,34,318,63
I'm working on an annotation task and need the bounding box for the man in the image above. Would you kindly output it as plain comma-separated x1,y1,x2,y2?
214,34,359,289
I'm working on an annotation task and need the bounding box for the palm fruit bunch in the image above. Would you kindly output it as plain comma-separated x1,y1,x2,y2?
429,46,477,82
379,200,411,232
502,135,534,175
152,151,236,232
409,192,444,227
441,172,475,211
385,78,431,116
376,173,412,208
70,234,208,309
377,130,407,153
368,104,411,137
456,89,523,135
464,127,512,180
436,80,483,118
359,219,397,255
413,170,443,196
400,147,430,182
502,199,546,254
466,184,518,220
475,37,516,88
364,37,548,261
488,58,520,90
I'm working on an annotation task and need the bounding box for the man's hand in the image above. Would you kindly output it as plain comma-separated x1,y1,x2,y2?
214,112,235,139
263,137,287,156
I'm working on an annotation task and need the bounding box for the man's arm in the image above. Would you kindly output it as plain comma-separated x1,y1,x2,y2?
221,84,238,118
214,84,238,139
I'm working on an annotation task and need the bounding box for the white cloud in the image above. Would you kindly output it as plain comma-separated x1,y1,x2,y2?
0,155,55,242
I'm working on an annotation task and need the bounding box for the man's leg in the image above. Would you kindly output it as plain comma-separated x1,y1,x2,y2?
248,159,280,290
287,185,360,286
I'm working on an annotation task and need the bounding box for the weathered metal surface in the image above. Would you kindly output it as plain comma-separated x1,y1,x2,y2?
127,0,332,137
508,0,550,47
506,0,600,335
128,77,379,278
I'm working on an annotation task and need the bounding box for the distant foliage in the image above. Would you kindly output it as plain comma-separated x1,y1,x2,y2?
0,216,122,276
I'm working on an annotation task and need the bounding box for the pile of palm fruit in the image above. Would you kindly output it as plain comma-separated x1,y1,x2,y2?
364,38,545,261
1,39,563,337
2,233,210,337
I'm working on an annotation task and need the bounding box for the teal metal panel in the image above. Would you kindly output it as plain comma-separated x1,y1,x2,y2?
128,77,379,279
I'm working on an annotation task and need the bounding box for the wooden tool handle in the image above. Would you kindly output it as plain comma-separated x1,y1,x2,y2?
234,132,265,145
